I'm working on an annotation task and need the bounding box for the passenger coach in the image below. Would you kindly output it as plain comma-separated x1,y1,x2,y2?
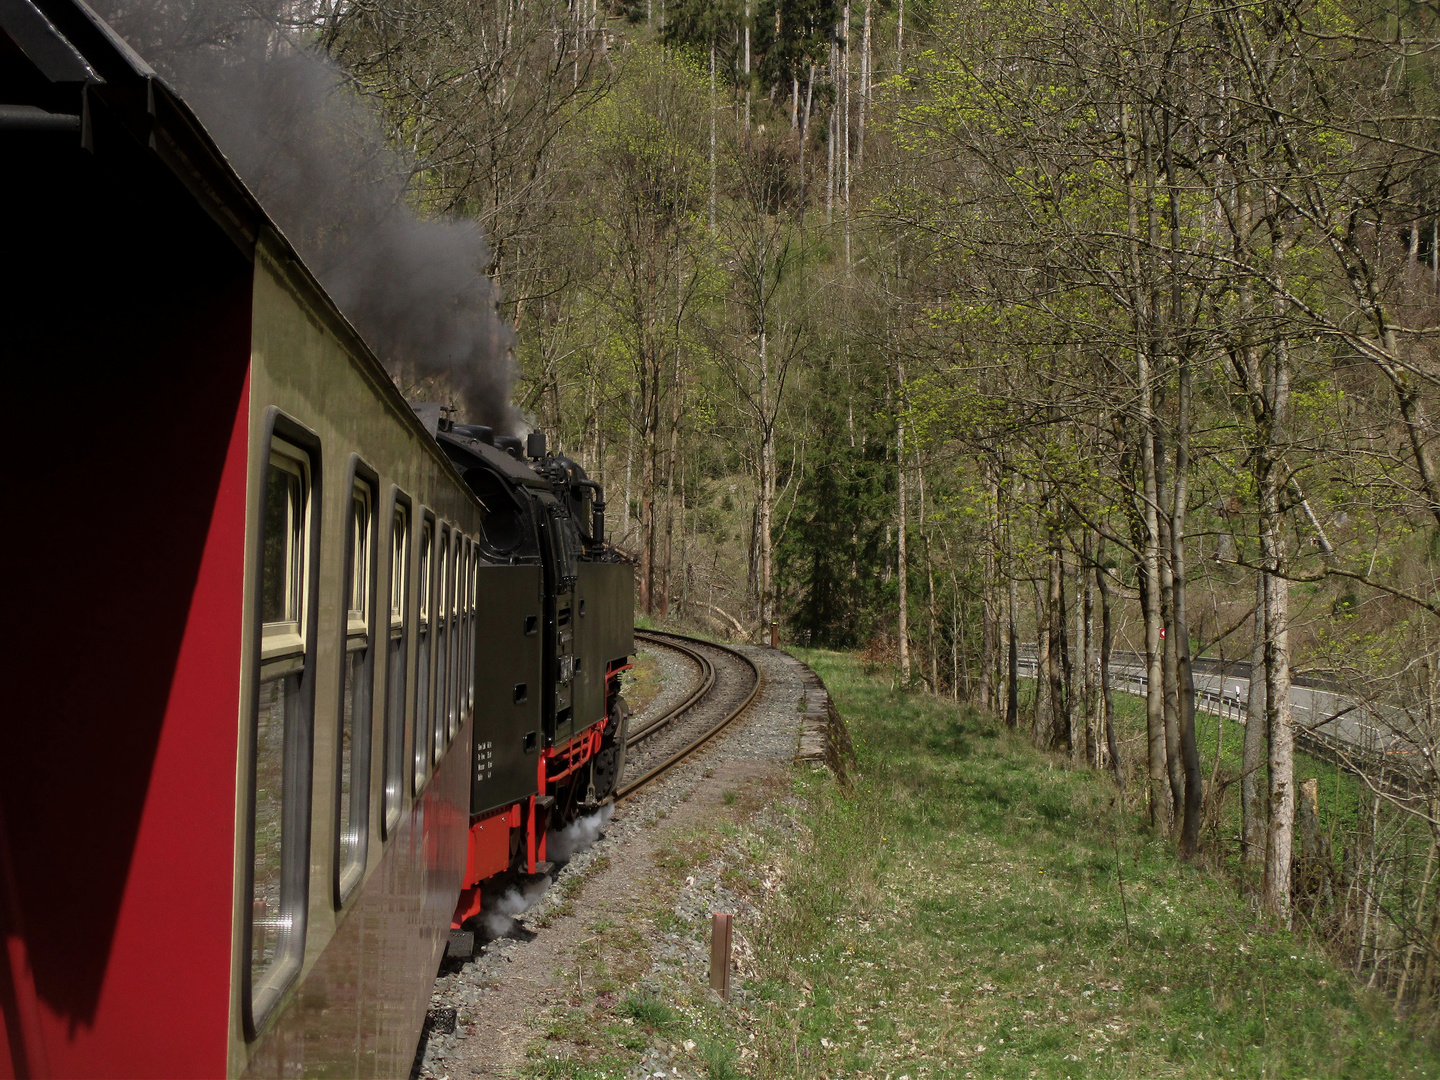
0,1,630,1076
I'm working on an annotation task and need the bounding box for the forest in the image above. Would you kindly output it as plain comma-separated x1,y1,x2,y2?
112,0,1440,1022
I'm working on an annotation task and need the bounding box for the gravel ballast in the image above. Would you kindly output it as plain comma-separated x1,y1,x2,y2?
415,641,816,1080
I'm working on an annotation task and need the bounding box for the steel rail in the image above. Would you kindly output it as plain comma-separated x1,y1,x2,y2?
625,630,716,746
616,629,762,802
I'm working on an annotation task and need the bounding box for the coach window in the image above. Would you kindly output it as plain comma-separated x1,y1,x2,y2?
249,438,316,1034
464,539,477,722
413,516,433,794
382,500,409,835
460,539,473,725
337,473,375,903
433,527,450,764
468,545,479,720
448,537,462,741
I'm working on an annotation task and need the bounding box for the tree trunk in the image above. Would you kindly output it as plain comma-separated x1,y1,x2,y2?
743,0,751,137
1095,539,1123,791
709,42,716,231
896,358,910,681
1082,529,1098,768
1242,570,1268,869
1048,535,1070,752
757,327,776,636
826,35,836,224
678,471,689,619
894,0,903,73
1173,353,1202,859
1034,578,1051,741
1158,439,1184,831
1262,549,1293,921
841,0,851,268
798,63,814,212
660,344,682,617
1139,539,1170,830
1007,571,1019,728
918,460,939,691
952,577,961,700
857,0,870,173
980,468,999,710
622,390,636,543
1122,89,1171,830
639,351,657,614
1259,236,1295,921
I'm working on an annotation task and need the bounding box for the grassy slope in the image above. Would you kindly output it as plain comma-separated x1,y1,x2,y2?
756,649,1437,1079
1050,686,1371,866
529,650,1440,1080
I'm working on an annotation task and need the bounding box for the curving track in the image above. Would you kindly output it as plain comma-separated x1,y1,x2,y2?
618,630,761,800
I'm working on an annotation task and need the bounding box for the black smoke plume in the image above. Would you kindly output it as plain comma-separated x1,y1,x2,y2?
92,0,518,431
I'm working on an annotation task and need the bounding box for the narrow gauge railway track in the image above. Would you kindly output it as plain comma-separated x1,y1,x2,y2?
618,630,761,800
625,633,715,746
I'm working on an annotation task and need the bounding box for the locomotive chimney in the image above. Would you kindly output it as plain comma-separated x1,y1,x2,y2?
526,431,546,460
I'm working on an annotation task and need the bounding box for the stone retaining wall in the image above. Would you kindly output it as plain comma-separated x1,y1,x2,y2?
790,655,856,786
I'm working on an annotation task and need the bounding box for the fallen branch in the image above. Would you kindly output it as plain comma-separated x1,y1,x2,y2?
703,602,746,637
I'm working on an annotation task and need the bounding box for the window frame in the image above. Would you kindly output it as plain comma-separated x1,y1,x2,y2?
433,524,451,765
334,457,379,908
241,410,321,1041
412,512,436,796
258,458,306,667
467,541,478,721
380,490,411,839
446,532,462,742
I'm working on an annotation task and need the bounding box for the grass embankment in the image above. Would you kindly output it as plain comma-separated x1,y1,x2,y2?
1016,682,1370,870
532,651,1439,1079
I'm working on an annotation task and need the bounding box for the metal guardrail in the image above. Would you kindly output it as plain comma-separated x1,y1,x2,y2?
1015,649,1423,781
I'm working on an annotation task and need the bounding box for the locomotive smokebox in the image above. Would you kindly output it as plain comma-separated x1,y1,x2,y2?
527,431,546,459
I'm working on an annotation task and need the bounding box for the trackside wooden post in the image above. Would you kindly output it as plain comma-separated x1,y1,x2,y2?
710,913,733,999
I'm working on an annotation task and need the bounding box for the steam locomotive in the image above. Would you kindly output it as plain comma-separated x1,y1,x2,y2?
432,421,634,933
0,1,631,1076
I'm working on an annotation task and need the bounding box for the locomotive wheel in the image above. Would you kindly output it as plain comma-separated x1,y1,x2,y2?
587,696,630,803
611,694,630,789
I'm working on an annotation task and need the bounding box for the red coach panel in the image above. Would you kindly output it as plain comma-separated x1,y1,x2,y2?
0,70,256,1074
